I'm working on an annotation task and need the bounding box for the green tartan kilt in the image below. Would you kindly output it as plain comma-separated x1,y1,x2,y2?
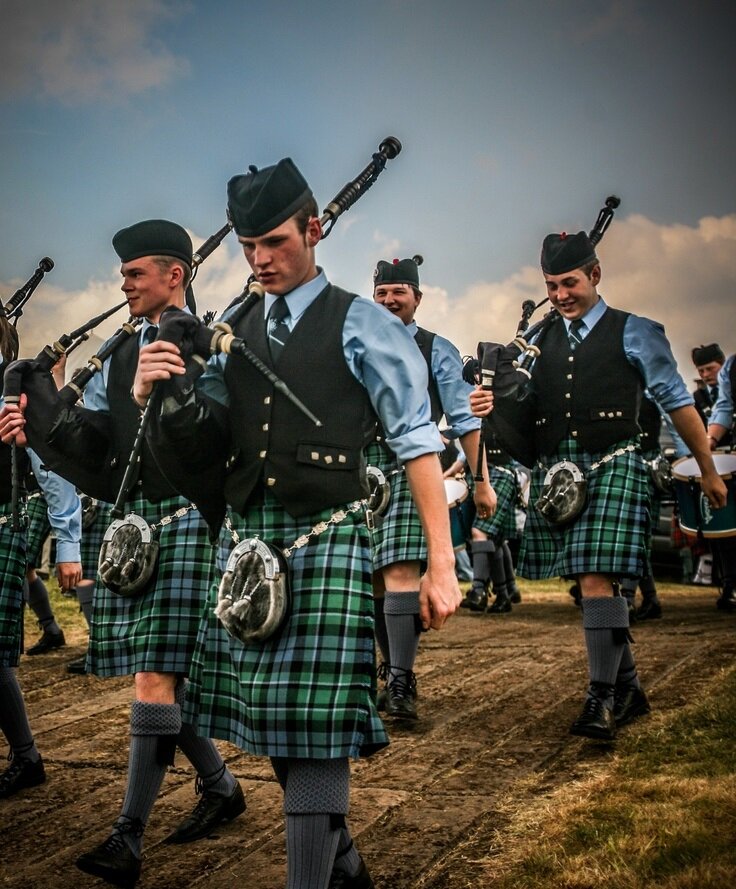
80,501,112,579
183,491,388,761
0,510,27,667
365,441,426,570
25,492,51,568
472,465,520,542
518,437,649,580
87,495,216,677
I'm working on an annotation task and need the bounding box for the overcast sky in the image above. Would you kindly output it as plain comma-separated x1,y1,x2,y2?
1,0,734,377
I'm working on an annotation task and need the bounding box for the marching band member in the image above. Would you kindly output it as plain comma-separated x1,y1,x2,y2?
0,221,244,888
368,256,494,719
0,318,82,799
470,228,726,741
133,158,462,889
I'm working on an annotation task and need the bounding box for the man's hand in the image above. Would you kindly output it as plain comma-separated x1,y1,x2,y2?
0,394,28,446
56,561,82,593
132,341,186,407
419,560,463,630
469,387,494,417
700,467,728,510
474,479,496,519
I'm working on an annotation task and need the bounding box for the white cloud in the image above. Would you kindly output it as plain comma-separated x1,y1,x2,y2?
7,215,736,394
1,0,188,104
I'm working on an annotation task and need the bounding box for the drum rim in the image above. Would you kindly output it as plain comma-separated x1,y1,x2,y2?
444,477,468,506
672,453,736,482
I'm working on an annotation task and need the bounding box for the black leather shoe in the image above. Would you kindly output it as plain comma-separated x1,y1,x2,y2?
465,583,488,612
329,855,375,888
716,589,736,611
636,599,662,620
26,629,65,656
75,824,142,888
385,669,418,720
509,587,522,604
569,695,616,741
67,655,88,674
487,594,512,614
0,755,46,798
613,685,651,727
164,781,245,844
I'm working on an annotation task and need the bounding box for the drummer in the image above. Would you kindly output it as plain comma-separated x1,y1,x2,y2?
368,255,494,720
706,350,736,610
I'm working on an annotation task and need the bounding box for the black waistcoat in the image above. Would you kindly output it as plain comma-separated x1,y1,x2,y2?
638,395,662,452
532,306,642,455
107,334,178,503
414,327,443,424
223,284,376,518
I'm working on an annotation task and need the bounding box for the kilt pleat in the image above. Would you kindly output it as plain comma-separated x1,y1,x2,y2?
518,438,649,579
0,512,27,667
183,492,388,760
25,493,50,568
365,442,426,570
87,495,215,677
472,465,520,541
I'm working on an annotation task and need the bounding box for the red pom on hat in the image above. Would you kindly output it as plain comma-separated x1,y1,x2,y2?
560,231,567,240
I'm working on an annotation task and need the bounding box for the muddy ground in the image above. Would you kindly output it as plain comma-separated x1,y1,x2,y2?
3,581,735,889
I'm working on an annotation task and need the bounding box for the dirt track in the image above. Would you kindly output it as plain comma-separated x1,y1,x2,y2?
3,582,735,889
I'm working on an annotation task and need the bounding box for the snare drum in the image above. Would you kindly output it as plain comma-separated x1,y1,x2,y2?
445,477,475,550
672,452,736,538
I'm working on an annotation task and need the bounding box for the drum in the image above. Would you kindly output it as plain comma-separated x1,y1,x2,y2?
445,477,475,551
672,452,736,538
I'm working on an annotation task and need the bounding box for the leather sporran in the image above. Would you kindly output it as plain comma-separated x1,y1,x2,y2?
98,513,160,597
215,537,291,644
535,460,588,527
647,453,673,496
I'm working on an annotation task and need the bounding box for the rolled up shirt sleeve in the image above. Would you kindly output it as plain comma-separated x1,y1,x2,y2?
344,298,443,462
623,315,693,413
430,334,480,439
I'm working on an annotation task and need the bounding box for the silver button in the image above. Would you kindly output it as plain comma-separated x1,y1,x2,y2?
338,455,347,464
571,430,578,437
565,412,571,418
311,451,319,461
259,450,267,458
324,455,333,464
262,423,269,431
266,477,276,486
264,396,271,405
566,373,573,380
565,392,571,399
568,356,574,362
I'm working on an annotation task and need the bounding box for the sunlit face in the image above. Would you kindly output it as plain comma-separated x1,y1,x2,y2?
543,264,601,321
120,256,184,322
238,215,320,295
696,360,723,387
373,282,422,326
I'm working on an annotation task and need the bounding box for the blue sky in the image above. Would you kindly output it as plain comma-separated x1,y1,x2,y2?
1,0,734,374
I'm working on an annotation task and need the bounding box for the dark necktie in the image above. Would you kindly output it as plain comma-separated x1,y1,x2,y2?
710,384,719,404
268,297,291,362
568,318,585,351
142,325,158,346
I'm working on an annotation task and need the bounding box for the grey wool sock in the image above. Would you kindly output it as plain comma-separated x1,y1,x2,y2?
384,590,421,680
581,596,631,707
0,667,40,762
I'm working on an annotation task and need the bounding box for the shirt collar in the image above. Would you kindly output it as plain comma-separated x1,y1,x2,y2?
264,268,328,323
563,296,607,333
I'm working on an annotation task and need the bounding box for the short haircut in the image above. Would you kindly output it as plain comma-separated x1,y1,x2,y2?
151,255,192,289
293,196,320,234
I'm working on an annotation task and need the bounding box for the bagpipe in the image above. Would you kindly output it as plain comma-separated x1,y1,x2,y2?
1,257,56,528
0,218,236,507
137,136,404,535
463,196,621,471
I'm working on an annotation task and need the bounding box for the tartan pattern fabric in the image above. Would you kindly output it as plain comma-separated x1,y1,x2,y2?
518,437,649,579
0,514,27,667
471,465,520,542
87,495,215,677
25,492,51,568
364,441,426,570
183,492,388,760
80,502,112,579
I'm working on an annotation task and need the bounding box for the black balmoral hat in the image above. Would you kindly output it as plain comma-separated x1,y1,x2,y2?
691,343,725,366
112,219,193,266
373,255,423,289
541,231,598,276
227,158,313,237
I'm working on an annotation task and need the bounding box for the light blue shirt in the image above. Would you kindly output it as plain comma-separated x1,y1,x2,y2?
404,320,480,440
557,297,693,413
28,449,82,563
711,354,734,429
198,270,443,463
